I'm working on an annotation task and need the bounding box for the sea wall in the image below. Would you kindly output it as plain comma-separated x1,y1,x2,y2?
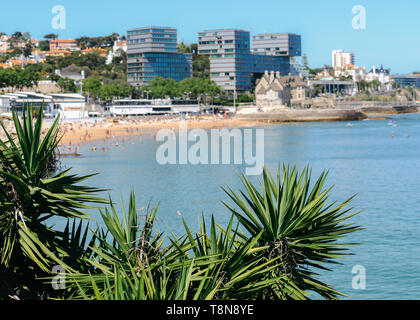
234,109,367,123
360,105,419,114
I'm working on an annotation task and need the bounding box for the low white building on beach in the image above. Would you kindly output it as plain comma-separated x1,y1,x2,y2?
0,92,87,119
49,93,87,119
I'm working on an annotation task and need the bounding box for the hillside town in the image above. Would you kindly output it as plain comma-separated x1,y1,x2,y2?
0,28,419,120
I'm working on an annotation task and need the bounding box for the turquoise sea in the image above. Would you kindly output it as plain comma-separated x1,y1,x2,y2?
59,113,420,300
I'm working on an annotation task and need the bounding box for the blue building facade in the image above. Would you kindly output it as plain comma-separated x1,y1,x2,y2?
392,74,420,89
127,27,192,86
198,29,300,92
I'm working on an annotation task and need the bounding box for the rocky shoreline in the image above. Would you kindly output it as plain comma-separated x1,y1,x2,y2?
234,105,419,123
234,109,367,123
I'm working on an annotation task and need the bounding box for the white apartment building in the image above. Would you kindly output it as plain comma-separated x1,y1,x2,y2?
334,64,365,81
332,50,355,69
0,35,11,51
106,40,127,64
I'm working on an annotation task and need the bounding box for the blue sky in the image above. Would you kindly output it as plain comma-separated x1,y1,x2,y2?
1,0,419,74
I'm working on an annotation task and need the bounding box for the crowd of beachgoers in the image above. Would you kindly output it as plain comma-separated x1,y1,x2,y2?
50,114,261,154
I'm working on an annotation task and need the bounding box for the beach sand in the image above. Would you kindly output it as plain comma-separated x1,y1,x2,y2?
54,116,262,146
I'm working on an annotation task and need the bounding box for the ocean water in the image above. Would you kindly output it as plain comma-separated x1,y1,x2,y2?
59,113,420,300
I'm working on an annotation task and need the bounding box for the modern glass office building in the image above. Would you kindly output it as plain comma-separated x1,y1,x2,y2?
197,29,301,92
392,74,420,89
127,27,192,87
251,33,301,57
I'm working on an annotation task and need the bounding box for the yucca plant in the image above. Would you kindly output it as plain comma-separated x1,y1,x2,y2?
179,215,284,299
222,165,363,299
65,191,227,300
64,191,171,299
66,192,281,300
0,107,107,299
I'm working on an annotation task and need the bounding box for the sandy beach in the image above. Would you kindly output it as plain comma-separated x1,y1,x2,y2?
53,115,262,147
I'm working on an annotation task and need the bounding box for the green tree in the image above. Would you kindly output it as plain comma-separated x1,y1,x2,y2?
23,42,33,58
369,80,382,91
58,77,77,93
82,76,102,98
192,55,210,79
149,76,180,98
177,42,192,54
44,33,58,41
12,47,23,57
38,40,50,51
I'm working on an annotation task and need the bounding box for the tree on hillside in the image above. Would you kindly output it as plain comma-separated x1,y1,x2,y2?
7,32,25,49
44,33,59,40
193,55,210,79
0,67,40,90
38,40,50,51
10,32,24,40
82,76,102,99
111,49,127,73
307,67,324,76
23,42,33,58
75,34,119,49
177,42,192,54
12,47,23,57
58,77,77,93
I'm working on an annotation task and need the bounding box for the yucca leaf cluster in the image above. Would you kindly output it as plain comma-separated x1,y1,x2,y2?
0,108,362,300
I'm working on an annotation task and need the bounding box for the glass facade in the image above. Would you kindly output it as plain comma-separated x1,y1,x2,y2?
197,29,298,92
127,52,192,84
127,27,192,86
392,75,420,89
